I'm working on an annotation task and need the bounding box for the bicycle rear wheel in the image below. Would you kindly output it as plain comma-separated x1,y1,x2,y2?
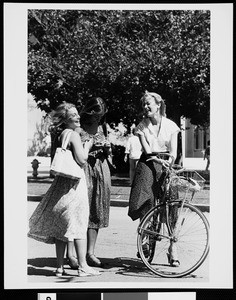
137,201,209,278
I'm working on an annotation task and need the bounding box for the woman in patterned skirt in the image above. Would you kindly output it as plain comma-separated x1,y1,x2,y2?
28,102,100,277
128,91,180,267
66,97,111,269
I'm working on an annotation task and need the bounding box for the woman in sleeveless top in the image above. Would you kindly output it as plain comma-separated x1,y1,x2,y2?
28,102,100,277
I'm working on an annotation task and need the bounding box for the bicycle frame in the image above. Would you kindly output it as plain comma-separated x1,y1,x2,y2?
152,161,198,242
137,154,209,277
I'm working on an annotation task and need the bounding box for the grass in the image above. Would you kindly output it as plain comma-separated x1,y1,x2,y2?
27,173,210,205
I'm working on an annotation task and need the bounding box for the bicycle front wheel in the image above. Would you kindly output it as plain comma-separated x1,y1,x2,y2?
137,201,209,278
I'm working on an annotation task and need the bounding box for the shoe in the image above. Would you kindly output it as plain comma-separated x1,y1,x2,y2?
66,256,78,270
167,244,180,267
55,268,67,277
86,254,104,267
167,253,180,267
78,266,101,277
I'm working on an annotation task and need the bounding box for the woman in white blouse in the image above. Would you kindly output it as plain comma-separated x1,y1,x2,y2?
128,91,180,266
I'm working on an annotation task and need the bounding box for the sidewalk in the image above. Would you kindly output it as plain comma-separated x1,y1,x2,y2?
27,203,209,284
27,171,210,212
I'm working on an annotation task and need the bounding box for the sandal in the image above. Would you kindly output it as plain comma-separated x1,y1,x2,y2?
66,256,78,270
86,254,104,267
78,266,101,277
55,268,67,277
167,253,180,267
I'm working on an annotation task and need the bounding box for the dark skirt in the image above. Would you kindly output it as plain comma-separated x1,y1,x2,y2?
84,154,111,229
128,153,164,221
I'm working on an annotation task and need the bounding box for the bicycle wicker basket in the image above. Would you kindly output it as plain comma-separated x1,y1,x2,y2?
170,170,205,193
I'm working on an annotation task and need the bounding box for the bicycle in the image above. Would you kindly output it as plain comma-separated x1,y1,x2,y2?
137,153,209,278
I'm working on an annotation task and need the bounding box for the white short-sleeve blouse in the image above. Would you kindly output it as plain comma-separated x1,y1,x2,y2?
135,116,180,153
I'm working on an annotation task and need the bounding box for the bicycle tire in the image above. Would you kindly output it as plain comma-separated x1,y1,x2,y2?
137,201,209,278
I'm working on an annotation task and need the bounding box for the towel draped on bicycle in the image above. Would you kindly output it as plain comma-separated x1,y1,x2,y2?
128,152,178,221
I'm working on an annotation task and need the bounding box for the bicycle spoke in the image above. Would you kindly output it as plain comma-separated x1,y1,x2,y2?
137,202,209,278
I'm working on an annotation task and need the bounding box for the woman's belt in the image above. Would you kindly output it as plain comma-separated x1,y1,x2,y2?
142,152,169,159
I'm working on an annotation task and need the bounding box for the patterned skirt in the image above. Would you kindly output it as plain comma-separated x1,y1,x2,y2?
28,172,89,244
84,155,111,229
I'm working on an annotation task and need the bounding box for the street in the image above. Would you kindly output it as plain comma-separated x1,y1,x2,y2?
27,201,209,287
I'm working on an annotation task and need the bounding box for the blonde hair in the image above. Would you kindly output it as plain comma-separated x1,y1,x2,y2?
49,102,76,134
141,90,166,117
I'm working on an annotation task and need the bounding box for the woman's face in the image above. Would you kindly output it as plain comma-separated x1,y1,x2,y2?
142,96,160,117
66,107,80,129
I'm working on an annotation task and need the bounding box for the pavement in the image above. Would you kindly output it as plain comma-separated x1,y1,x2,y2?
27,204,209,286
26,170,210,285
27,170,210,212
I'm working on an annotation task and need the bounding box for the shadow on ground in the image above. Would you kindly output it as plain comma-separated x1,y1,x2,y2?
111,178,130,187
28,256,198,280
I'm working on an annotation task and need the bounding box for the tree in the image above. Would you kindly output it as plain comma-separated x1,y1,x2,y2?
28,9,210,128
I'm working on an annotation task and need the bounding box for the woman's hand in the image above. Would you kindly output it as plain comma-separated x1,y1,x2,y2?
84,138,94,151
135,129,144,136
146,156,170,168
104,141,111,148
103,141,112,156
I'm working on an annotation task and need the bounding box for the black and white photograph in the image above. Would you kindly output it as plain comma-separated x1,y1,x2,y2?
4,2,233,293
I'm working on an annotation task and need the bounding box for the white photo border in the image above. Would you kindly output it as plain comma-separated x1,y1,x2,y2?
4,2,233,290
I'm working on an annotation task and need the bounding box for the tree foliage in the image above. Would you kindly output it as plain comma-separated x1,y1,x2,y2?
28,9,210,128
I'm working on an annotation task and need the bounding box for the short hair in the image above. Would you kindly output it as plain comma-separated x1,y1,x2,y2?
140,90,166,117
80,97,107,115
80,97,107,125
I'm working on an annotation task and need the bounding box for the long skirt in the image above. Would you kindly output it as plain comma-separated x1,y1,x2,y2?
84,155,111,229
28,171,89,243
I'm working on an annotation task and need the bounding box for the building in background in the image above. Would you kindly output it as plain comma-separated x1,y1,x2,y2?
181,117,210,170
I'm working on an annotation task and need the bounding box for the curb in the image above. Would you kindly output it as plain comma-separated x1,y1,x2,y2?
27,195,210,212
111,199,210,212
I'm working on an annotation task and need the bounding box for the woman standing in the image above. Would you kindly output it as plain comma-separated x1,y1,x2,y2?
128,91,180,266
67,97,111,268
28,102,100,277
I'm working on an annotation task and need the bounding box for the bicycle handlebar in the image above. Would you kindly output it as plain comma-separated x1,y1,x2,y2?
147,152,186,174
147,152,175,168
148,153,203,192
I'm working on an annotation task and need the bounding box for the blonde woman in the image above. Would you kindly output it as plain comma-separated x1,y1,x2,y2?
128,91,180,266
28,102,100,277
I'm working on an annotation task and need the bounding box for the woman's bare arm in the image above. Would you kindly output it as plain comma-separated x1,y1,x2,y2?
69,131,93,166
168,131,178,163
138,134,152,154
